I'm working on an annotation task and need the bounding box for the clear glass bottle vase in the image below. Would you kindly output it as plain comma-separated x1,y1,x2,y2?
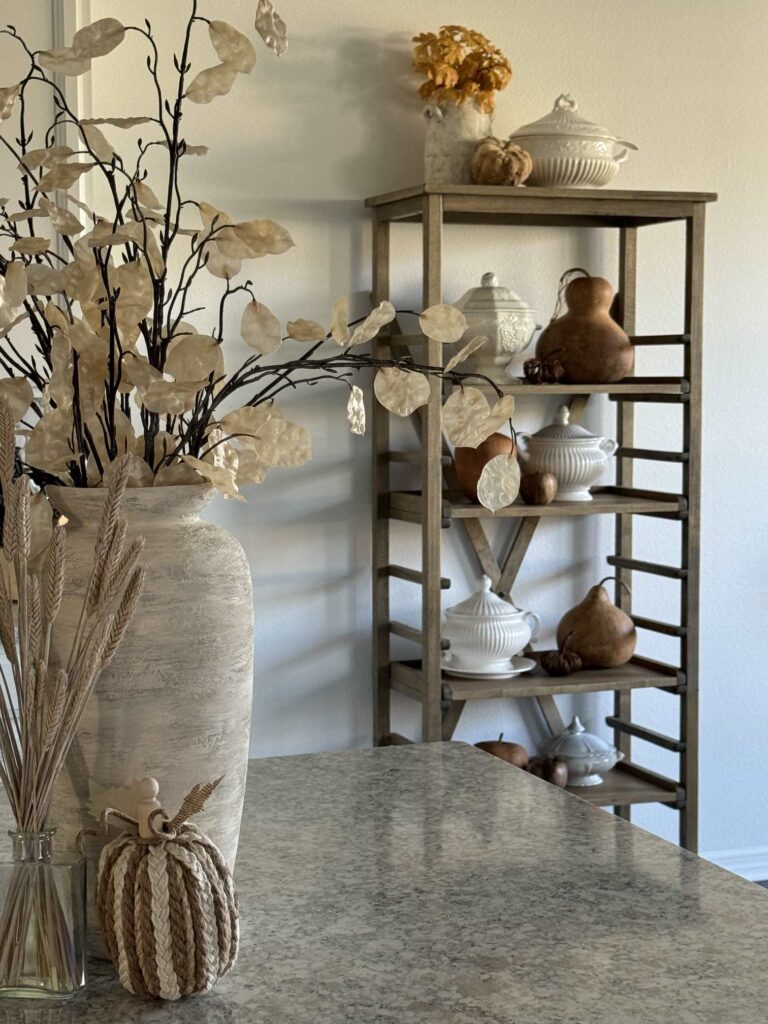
0,829,86,998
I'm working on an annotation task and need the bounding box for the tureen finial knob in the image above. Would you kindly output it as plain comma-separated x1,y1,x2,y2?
481,272,499,288
555,93,577,111
481,575,492,592
555,405,570,425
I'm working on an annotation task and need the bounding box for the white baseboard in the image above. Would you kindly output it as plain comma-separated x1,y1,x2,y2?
703,847,768,882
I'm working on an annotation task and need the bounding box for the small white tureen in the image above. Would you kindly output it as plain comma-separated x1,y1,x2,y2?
539,716,623,787
517,406,617,502
509,94,637,189
441,576,540,673
455,272,538,381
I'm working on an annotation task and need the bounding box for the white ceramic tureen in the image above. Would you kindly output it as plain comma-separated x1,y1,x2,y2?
517,406,617,502
509,94,637,188
455,272,539,381
441,576,540,673
539,716,623,786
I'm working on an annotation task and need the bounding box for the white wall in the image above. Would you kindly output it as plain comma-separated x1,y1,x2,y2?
51,0,768,863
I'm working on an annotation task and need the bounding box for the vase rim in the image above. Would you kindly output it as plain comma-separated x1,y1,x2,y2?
45,482,215,520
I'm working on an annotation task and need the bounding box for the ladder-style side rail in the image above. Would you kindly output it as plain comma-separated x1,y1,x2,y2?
371,216,391,746
613,225,638,823
421,194,444,742
679,204,705,852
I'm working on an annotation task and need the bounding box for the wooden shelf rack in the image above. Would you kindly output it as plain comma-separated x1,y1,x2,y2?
367,184,715,851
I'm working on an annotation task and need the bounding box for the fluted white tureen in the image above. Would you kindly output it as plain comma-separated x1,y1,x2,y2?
539,716,623,786
517,406,617,502
441,576,539,673
509,94,637,189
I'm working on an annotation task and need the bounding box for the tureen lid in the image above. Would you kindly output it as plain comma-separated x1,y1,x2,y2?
510,93,623,142
541,716,618,759
457,272,536,316
530,405,599,441
445,576,522,619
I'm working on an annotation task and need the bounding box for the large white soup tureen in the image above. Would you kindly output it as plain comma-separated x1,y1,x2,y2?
539,716,623,786
441,576,539,674
455,272,538,381
509,94,637,189
517,406,617,502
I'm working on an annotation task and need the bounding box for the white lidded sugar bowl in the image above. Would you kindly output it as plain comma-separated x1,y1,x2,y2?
508,94,637,189
516,405,617,502
539,716,623,786
441,576,540,673
455,272,538,382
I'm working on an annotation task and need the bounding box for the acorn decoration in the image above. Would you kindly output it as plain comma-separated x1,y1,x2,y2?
94,776,238,1001
528,756,569,788
520,471,557,506
471,137,533,187
539,632,583,676
556,576,636,669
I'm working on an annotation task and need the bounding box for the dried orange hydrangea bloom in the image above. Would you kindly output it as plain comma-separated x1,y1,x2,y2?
412,25,512,113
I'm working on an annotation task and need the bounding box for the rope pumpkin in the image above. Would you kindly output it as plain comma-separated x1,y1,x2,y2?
92,777,238,1000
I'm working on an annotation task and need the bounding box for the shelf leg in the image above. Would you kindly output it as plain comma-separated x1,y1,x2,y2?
613,225,638,822
679,205,705,853
421,194,444,743
372,216,391,747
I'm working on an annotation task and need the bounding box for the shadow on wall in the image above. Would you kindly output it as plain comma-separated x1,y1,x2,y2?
332,29,424,193
207,384,373,758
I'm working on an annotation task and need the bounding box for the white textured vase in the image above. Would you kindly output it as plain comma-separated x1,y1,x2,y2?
424,103,491,185
46,485,253,948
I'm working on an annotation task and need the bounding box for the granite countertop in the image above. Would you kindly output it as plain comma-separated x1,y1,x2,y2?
2,742,768,1022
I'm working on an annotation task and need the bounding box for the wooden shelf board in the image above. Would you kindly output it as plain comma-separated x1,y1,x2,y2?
388,489,682,521
468,377,688,396
365,185,717,227
390,657,678,702
566,762,680,806
366,184,718,206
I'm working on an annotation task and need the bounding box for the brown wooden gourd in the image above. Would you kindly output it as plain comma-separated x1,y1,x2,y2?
455,432,515,503
471,137,533,187
536,275,634,384
556,576,636,669
475,735,528,769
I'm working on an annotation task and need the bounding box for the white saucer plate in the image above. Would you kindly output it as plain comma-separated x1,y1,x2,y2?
441,654,537,679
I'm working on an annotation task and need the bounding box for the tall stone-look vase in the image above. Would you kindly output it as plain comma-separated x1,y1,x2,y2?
424,103,491,184
46,485,253,948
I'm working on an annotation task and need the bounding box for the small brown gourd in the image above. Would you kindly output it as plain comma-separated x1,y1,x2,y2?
475,734,529,769
556,576,636,669
536,274,634,384
471,137,533,187
455,432,515,503
520,471,557,506
539,632,583,676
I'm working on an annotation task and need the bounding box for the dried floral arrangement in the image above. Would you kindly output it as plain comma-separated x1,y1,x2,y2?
413,25,512,112
0,421,143,991
0,2,521,510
